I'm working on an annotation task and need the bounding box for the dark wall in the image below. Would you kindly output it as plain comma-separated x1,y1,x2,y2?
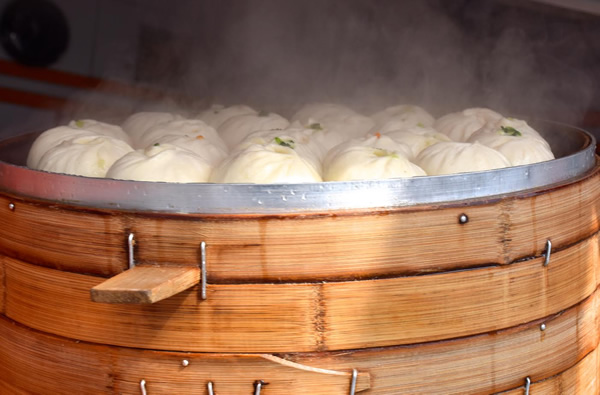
132,0,600,127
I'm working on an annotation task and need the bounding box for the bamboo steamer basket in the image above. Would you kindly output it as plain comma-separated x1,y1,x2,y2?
0,121,598,394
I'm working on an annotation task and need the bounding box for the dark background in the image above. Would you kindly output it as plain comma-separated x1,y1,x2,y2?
0,0,598,138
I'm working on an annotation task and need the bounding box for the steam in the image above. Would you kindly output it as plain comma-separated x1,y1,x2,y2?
63,0,596,127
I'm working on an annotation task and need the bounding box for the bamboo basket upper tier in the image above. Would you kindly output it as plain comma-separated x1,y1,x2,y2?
0,124,598,394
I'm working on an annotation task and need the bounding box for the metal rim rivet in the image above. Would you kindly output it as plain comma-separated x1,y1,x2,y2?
8,203,15,211
181,359,189,367
458,214,468,224
540,323,546,331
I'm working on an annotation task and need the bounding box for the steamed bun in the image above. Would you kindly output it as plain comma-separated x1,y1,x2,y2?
27,126,96,169
218,112,289,149
196,104,257,129
371,105,435,133
467,118,553,166
324,145,426,181
210,140,322,184
37,135,134,178
106,143,213,183
292,102,375,139
415,141,511,175
434,108,503,142
121,112,184,148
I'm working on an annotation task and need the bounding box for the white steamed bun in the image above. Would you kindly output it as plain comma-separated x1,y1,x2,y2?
196,104,257,129
218,112,289,149
324,145,426,181
27,126,96,169
210,139,322,184
467,118,553,166
292,102,375,139
137,119,227,153
37,135,134,178
121,112,184,148
106,143,212,183
433,108,502,142
371,105,435,133
415,141,511,175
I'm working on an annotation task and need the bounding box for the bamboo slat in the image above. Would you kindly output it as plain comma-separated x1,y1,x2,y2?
4,256,319,352
0,195,127,275
90,265,200,304
506,173,600,263
133,203,509,282
323,231,599,349
0,317,369,394
0,164,598,282
288,290,600,394
499,348,599,395
0,317,113,394
0,289,597,394
0,380,30,395
3,233,598,352
113,354,371,394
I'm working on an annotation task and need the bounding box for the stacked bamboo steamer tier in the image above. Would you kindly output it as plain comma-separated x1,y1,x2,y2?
0,124,599,394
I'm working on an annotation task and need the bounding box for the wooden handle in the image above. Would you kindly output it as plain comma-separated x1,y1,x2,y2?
90,265,200,304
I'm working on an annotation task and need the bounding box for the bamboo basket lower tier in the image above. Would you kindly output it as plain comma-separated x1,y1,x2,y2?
1,162,600,393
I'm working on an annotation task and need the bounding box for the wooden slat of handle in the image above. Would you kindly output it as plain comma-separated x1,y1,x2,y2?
90,266,200,304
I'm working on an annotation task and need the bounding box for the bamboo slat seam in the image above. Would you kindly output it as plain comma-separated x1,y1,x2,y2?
313,283,326,351
499,198,514,264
